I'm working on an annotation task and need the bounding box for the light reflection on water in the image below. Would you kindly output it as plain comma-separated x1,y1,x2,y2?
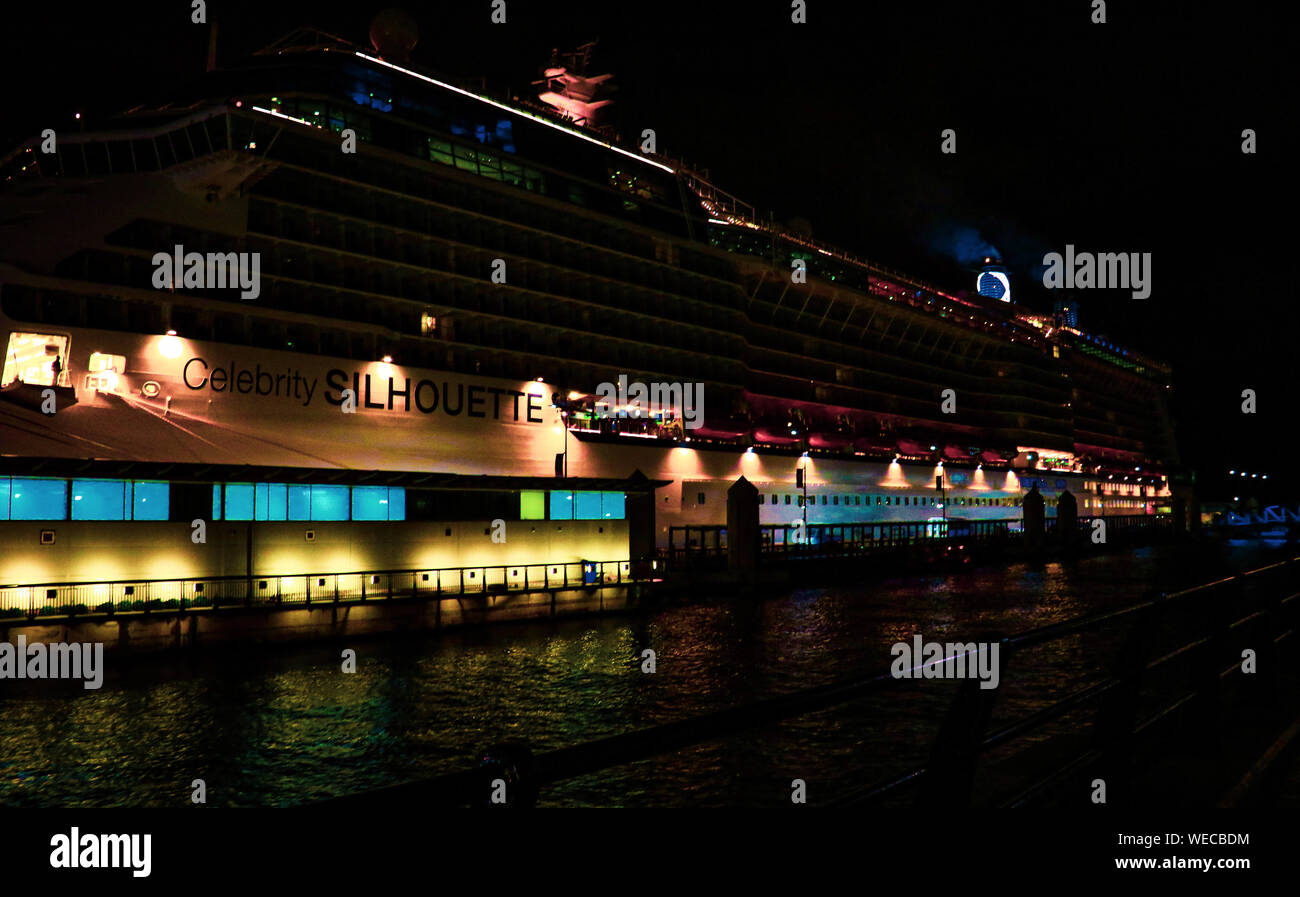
0,540,1286,807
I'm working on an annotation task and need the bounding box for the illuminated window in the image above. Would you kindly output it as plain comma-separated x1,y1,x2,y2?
2,332,69,388
0,478,8,519
520,490,545,520
289,485,311,520
212,483,222,520
266,483,288,521
310,485,349,521
575,492,603,520
9,477,67,520
224,484,254,520
602,492,625,520
132,481,169,521
71,479,127,520
352,486,405,521
549,490,574,520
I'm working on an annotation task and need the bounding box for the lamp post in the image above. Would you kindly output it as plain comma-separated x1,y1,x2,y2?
550,397,573,479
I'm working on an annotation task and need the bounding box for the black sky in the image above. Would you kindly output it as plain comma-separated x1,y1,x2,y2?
2,0,1294,498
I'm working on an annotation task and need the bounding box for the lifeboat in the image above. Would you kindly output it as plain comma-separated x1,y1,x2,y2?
689,427,749,440
753,428,801,446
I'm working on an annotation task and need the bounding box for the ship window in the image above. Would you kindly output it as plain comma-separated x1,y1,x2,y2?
224,483,254,520
428,138,454,166
289,485,311,521
353,486,404,521
875,496,881,505
575,491,603,520
758,495,765,505
520,490,545,520
601,492,625,520
697,491,706,505
310,485,349,521
549,490,574,520
8,477,68,520
784,495,791,505
71,479,127,520
266,483,288,521
132,481,169,521
833,496,839,505
212,483,222,521
254,483,271,521
501,161,524,187
821,496,828,505
772,494,778,504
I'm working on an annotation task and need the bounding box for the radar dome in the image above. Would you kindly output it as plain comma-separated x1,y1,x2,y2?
370,8,420,64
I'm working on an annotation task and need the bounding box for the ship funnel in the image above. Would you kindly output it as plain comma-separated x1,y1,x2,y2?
977,258,1011,303
370,8,420,64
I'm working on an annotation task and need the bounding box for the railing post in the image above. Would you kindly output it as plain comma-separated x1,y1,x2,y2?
915,635,1007,808
1192,576,1240,737
1093,600,1163,805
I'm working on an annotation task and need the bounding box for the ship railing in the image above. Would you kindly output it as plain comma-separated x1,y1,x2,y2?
666,515,1174,565
0,560,647,622
314,555,1300,808
0,106,235,178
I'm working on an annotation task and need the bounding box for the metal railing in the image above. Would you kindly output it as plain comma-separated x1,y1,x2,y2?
317,554,1300,808
0,559,644,621
666,514,1174,564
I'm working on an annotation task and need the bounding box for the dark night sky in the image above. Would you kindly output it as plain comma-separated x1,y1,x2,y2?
2,1,1294,498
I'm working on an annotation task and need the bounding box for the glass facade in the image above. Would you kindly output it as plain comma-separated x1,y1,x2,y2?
520,490,546,520
0,476,621,523
7,478,68,520
546,490,625,521
351,485,405,521
216,482,391,522
71,479,127,520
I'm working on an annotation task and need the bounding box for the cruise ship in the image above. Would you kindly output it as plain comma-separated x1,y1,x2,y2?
0,24,1179,598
